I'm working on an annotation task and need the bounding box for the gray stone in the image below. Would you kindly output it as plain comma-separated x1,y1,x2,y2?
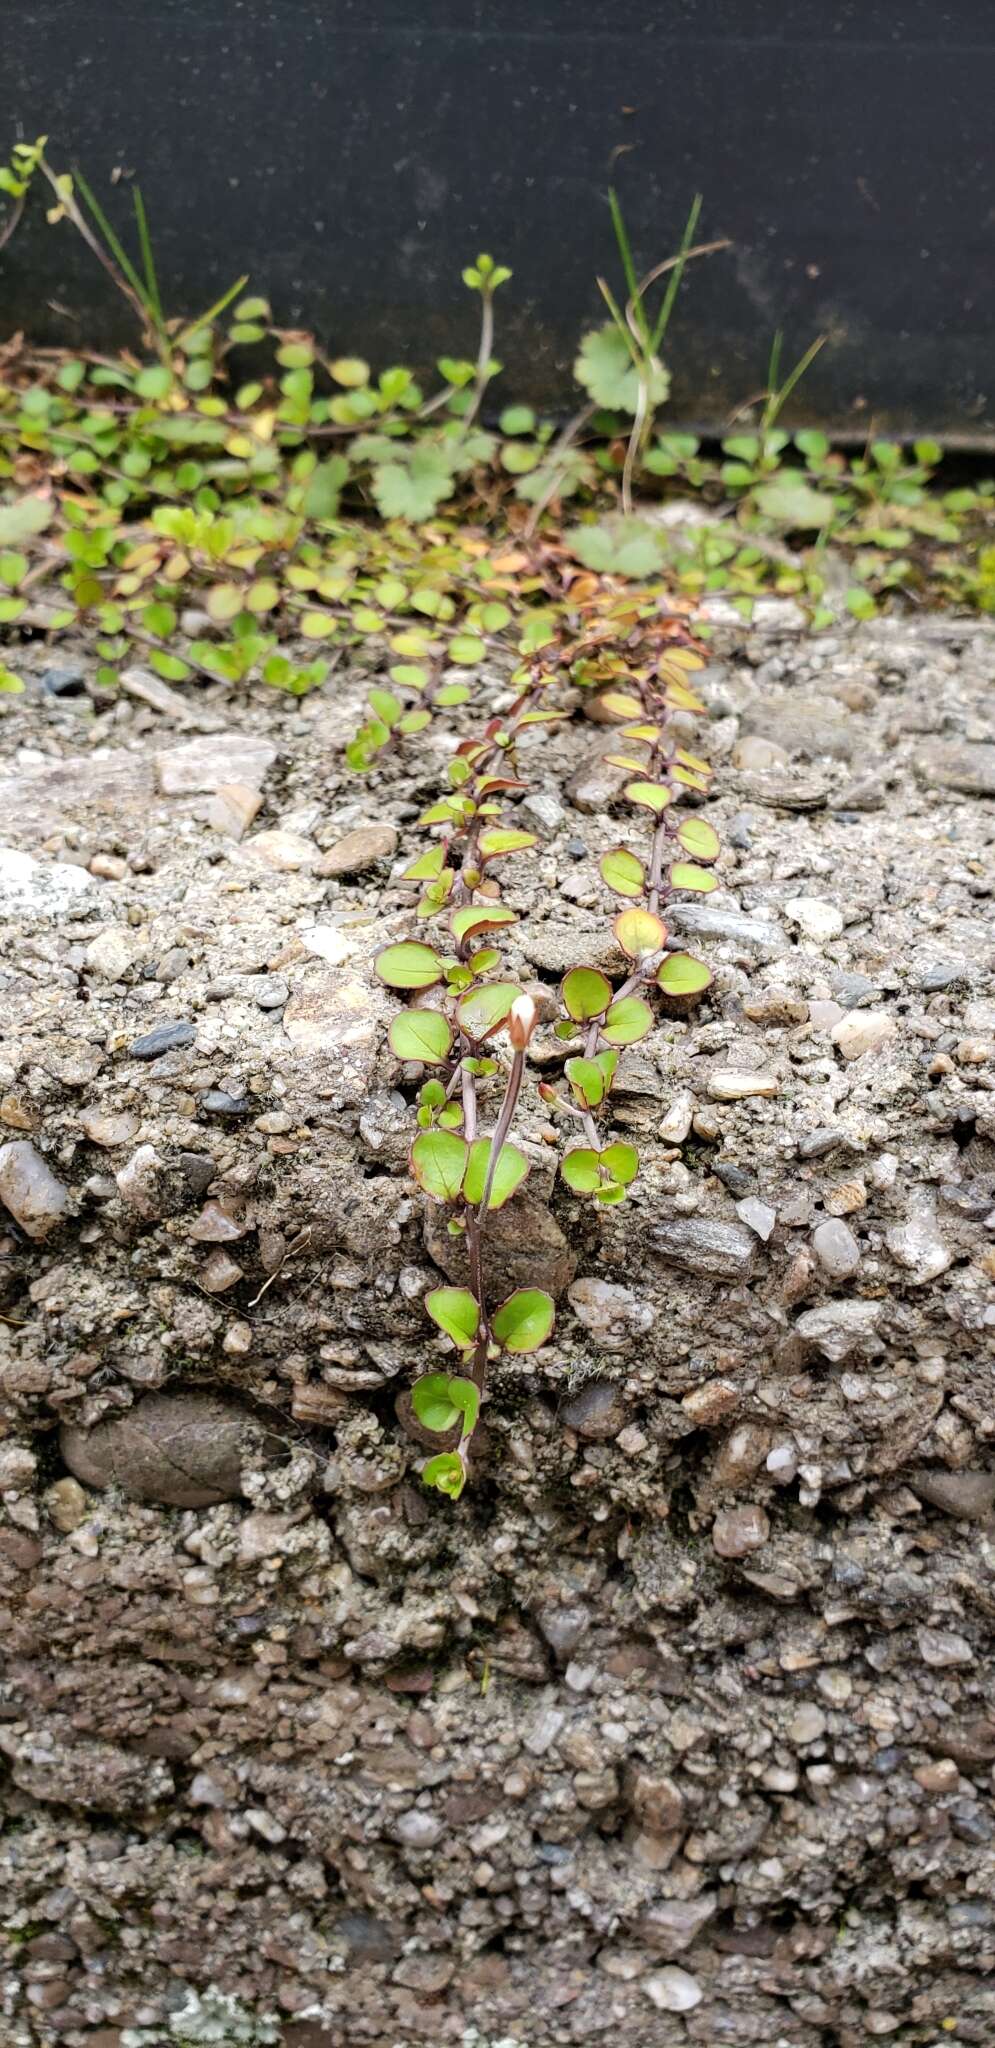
637,1897,717,1956
129,1020,197,1060
651,1218,757,1281
40,663,86,696
917,1627,973,1668
668,903,786,957
797,1128,850,1160
795,1298,883,1362
520,788,566,833
560,1380,630,1440
317,823,399,877
0,845,99,921
918,960,967,993
831,971,883,1009
60,1393,275,1506
910,1470,995,1522
914,742,995,798
255,979,289,1011
155,732,277,796
566,748,628,814
642,1966,704,2015
741,696,855,760
886,1193,951,1286
567,1277,654,1351
85,925,142,982
0,1141,71,1240
812,1218,861,1280
200,1091,255,1116
736,1197,776,1241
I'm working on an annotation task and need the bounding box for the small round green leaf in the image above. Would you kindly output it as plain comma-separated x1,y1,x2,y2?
422,1450,465,1497
669,862,718,893
600,1141,639,1186
450,903,518,944
600,847,646,898
625,780,672,814
463,1138,529,1211
412,1373,462,1431
411,1129,469,1202
478,828,538,860
560,1148,602,1194
425,1288,480,1350
601,995,654,1046
565,1057,605,1109
455,982,522,1039
656,953,712,998
389,1010,454,1063
491,1288,555,1354
676,816,720,863
614,909,667,959
377,943,444,990
561,966,612,1022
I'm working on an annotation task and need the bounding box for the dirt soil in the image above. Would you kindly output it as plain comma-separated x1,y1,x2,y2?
1,601,994,2048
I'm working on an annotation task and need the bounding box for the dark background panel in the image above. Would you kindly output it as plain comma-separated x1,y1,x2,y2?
3,1,993,437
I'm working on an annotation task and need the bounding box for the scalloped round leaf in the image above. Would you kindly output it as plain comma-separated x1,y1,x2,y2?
411,1129,469,1202
669,862,718,894
478,828,538,861
491,1288,555,1354
600,1141,639,1186
656,953,712,999
614,908,667,959
422,1450,465,1498
389,1010,454,1064
600,847,645,899
455,982,522,1039
560,1148,602,1194
561,965,612,1021
676,816,720,863
564,1057,605,1109
412,1373,462,1431
377,942,444,990
625,780,673,814
425,1287,479,1350
601,995,654,1046
463,1138,529,1211
450,903,518,944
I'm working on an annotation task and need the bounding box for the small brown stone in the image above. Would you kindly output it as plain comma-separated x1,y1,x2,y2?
206,781,263,839
712,1505,770,1558
79,1108,142,1149
317,823,399,877
61,1391,275,1506
200,1248,243,1293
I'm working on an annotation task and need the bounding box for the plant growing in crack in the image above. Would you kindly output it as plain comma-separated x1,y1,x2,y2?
376,667,568,1496
377,624,718,1495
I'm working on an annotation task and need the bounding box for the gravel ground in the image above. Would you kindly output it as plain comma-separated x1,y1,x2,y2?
0,601,994,2048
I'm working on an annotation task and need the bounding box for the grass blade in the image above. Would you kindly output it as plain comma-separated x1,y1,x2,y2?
132,186,164,332
765,333,828,430
650,193,703,354
74,170,150,310
181,273,250,343
608,187,650,349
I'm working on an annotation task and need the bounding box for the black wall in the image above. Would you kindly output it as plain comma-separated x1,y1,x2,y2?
4,2,994,438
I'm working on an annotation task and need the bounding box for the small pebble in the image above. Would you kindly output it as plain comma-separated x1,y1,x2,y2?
712,1505,769,1559
812,1218,861,1280
707,1069,780,1101
736,1197,776,1241
129,1020,196,1060
200,1091,255,1117
317,823,399,877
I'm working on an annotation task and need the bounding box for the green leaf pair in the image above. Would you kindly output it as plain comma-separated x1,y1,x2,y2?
561,1142,639,1203
410,1130,529,1211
